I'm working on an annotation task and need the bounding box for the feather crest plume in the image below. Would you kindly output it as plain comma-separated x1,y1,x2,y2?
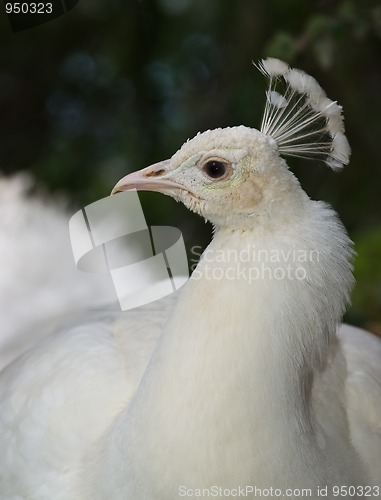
256,58,350,170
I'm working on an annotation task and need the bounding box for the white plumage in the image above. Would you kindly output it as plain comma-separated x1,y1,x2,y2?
0,174,117,372
0,59,380,500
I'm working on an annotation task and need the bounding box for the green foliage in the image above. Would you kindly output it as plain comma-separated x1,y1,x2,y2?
351,228,381,327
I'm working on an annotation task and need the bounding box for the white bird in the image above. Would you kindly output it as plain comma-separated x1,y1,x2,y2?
1,59,380,500
0,174,117,371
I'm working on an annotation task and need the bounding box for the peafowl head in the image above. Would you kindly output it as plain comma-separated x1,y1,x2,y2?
112,58,350,229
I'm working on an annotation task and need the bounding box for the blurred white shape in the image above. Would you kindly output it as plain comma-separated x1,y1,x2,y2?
85,190,146,245
69,191,189,311
111,254,173,310
69,209,94,267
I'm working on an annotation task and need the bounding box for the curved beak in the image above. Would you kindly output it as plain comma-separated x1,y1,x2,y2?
111,160,182,196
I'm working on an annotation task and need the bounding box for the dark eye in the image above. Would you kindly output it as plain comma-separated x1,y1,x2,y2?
202,160,229,179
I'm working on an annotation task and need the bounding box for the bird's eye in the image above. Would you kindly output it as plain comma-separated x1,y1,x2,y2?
202,159,231,180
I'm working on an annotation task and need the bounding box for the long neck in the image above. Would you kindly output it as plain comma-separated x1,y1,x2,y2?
89,200,354,499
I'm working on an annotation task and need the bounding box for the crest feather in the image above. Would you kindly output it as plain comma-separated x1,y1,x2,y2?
256,58,350,170
257,58,289,77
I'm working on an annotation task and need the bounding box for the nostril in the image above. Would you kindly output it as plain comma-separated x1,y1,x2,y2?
146,169,166,177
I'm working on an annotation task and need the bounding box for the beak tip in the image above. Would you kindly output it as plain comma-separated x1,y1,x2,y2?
110,181,128,196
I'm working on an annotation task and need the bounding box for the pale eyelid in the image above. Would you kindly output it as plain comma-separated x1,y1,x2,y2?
199,148,247,165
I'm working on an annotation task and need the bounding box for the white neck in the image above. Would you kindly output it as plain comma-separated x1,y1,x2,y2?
88,200,358,499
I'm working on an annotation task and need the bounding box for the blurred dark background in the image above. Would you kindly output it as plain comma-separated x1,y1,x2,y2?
0,0,380,331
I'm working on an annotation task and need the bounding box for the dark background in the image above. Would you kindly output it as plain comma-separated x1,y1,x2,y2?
0,0,380,331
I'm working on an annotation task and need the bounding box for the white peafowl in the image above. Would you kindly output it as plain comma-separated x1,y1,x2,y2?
0,59,381,500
